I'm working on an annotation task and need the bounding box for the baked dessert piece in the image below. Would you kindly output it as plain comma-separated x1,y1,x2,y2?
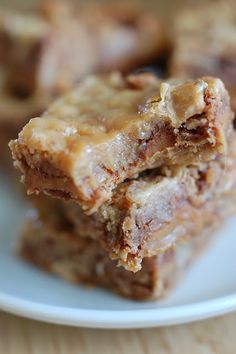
20,187,236,301
70,1,168,75
0,1,167,99
30,133,236,272
10,73,233,213
169,2,236,102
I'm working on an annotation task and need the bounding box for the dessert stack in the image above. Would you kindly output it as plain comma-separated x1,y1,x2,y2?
10,71,236,300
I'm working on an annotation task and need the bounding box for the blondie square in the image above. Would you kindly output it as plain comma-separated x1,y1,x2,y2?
10,73,233,213
0,1,166,99
20,195,235,301
169,2,236,91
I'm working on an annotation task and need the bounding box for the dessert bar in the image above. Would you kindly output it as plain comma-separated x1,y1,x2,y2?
1,1,166,99
169,2,236,94
10,73,233,213
31,134,236,272
20,190,236,301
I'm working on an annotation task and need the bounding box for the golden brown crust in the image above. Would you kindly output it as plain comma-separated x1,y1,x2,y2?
10,73,233,213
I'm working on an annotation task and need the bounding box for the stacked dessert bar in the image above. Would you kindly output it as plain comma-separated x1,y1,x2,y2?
10,71,236,300
0,0,167,164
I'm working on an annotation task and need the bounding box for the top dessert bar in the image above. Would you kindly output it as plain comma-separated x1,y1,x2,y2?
0,1,166,99
169,2,236,88
10,72,233,212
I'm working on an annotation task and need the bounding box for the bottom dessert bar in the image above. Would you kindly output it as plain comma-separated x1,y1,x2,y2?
20,189,236,301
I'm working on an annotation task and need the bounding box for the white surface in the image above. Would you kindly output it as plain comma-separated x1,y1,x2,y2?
1,171,236,329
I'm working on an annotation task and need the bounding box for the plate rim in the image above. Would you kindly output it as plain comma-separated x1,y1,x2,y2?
0,291,236,328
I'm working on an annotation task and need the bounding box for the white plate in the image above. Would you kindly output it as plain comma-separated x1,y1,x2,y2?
1,171,236,329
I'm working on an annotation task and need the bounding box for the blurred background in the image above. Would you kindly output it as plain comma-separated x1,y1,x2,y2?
0,0,205,12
